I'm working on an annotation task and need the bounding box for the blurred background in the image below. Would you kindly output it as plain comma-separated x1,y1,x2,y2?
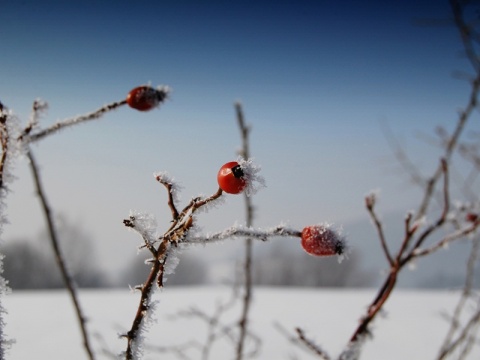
0,0,478,289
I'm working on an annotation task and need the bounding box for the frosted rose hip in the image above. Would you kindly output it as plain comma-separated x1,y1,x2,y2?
217,161,247,194
126,86,168,111
301,225,344,256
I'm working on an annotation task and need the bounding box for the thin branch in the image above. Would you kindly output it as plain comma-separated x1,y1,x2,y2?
124,238,169,360
295,328,331,360
235,102,255,360
416,40,480,219
402,160,451,263
192,187,223,211
25,99,127,143
186,225,302,245
0,106,10,190
409,220,480,259
349,267,398,343
156,175,179,220
365,193,393,266
26,149,95,360
275,323,330,360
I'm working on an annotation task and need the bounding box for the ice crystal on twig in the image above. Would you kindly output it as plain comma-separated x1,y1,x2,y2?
125,210,159,249
153,171,183,205
237,157,266,196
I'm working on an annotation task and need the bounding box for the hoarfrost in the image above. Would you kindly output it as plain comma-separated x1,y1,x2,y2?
411,215,426,231
408,259,417,271
194,193,226,214
0,104,21,354
28,99,48,131
153,171,183,204
164,245,182,276
237,157,266,196
127,298,159,360
127,210,158,247
338,337,365,360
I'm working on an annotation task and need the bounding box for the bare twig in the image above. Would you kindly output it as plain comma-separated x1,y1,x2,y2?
416,1,480,219
365,193,393,266
26,148,95,360
341,2,480,353
349,160,453,344
235,102,255,360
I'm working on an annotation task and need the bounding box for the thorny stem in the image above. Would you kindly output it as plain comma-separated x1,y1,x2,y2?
124,186,224,359
27,149,95,360
24,99,127,143
125,239,168,360
235,102,254,360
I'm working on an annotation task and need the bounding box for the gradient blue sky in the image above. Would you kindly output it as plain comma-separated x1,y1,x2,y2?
0,1,476,278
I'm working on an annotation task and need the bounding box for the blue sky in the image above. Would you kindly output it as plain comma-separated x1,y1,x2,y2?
0,1,476,280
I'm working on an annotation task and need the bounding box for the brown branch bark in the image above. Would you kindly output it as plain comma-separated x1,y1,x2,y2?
27,149,95,360
124,185,224,359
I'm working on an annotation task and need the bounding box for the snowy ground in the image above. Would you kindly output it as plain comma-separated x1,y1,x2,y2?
3,286,478,359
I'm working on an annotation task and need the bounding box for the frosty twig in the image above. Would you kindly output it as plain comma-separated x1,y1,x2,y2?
27,148,95,360
122,161,311,358
122,182,224,359
340,2,480,356
23,99,127,143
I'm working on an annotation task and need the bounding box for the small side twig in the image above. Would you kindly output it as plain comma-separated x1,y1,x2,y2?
27,148,95,360
275,323,330,360
365,194,393,266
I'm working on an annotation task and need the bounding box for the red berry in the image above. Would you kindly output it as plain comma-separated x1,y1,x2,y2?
126,86,167,111
217,161,247,194
301,225,344,257
466,212,479,223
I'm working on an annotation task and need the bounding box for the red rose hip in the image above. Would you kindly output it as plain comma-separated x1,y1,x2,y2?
126,85,167,111
301,225,344,257
217,161,247,194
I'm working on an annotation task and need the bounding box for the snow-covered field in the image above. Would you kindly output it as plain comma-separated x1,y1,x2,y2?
3,286,477,359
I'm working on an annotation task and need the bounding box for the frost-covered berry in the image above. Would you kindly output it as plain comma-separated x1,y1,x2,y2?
217,161,247,194
466,212,479,223
301,225,345,257
126,85,168,111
